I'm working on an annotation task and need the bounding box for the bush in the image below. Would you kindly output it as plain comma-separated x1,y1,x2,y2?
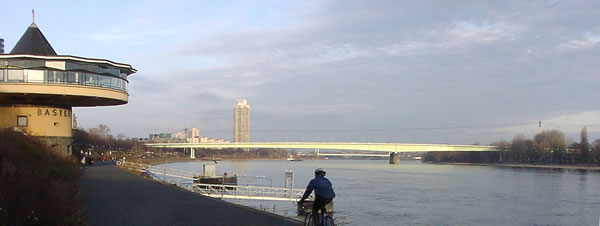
0,128,83,225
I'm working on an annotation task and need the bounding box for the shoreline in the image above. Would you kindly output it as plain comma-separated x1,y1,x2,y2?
425,161,600,170
122,157,306,222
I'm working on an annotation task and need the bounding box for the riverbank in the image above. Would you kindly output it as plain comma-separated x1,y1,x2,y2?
0,129,83,225
425,161,600,170
80,162,301,225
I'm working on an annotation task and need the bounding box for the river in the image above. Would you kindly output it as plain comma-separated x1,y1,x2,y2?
153,160,600,225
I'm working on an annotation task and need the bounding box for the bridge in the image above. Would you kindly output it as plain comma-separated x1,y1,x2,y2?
145,142,499,164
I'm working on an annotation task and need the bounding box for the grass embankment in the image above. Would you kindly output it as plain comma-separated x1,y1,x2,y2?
0,129,83,225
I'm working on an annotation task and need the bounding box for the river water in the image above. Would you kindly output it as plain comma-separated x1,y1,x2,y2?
155,160,600,225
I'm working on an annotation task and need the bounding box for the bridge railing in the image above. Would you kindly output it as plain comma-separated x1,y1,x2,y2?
188,183,305,201
118,162,305,201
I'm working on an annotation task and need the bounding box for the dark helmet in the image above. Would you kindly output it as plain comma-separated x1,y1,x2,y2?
314,168,326,176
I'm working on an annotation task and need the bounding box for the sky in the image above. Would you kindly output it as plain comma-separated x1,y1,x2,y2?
2,0,599,144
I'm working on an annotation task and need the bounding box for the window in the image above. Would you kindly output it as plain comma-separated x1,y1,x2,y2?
67,72,77,84
85,73,98,86
46,70,65,83
66,62,81,70
17,116,27,127
27,69,45,83
7,70,24,82
100,75,111,88
111,77,121,89
0,69,4,82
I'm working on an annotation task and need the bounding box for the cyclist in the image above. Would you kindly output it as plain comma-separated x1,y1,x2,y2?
299,168,335,224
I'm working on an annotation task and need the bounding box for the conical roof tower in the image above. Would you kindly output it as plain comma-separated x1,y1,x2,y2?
0,19,136,156
10,22,57,56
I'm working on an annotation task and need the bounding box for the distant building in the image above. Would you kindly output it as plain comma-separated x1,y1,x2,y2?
149,133,171,140
185,127,200,143
174,132,186,140
132,137,149,142
233,99,250,142
201,137,229,143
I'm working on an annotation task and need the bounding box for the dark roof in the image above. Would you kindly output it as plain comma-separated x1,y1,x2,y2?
10,22,57,56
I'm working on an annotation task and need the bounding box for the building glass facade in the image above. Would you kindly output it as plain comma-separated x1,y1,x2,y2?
0,59,129,92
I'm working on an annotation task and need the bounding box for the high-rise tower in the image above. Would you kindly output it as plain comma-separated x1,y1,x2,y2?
0,21,136,155
233,99,250,142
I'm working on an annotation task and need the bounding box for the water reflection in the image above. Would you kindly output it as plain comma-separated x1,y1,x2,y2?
231,160,249,176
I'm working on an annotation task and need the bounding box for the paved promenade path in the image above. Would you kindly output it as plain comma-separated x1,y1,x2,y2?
80,163,301,226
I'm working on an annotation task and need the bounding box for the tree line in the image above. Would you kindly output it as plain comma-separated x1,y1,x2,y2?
73,125,293,160
424,127,600,164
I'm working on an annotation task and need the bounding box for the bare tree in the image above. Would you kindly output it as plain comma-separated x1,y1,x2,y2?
490,140,510,161
511,134,529,162
592,139,600,165
88,124,111,139
117,133,128,140
581,127,590,163
534,130,566,163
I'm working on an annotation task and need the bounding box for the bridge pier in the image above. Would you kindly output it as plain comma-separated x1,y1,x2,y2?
389,152,400,164
190,148,196,159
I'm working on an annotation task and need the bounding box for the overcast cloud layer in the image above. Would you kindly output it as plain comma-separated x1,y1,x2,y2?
3,0,599,144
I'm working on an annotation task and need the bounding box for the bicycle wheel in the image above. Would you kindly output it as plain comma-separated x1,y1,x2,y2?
304,212,315,226
325,216,335,226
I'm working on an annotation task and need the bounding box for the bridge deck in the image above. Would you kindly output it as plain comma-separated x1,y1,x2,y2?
146,142,498,152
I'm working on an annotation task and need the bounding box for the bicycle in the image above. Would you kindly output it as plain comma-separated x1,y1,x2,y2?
303,204,334,226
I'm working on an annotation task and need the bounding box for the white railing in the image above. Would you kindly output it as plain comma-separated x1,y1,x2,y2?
118,162,305,201
189,183,304,201
146,165,198,180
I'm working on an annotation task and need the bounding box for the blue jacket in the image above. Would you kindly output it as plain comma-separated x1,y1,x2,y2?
301,176,335,200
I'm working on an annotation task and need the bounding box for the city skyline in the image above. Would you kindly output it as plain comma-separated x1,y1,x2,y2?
2,1,599,144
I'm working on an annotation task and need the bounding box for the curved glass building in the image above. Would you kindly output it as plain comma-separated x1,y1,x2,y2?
0,22,136,155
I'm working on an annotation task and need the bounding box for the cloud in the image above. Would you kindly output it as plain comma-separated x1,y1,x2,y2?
258,103,373,117
491,110,600,136
559,33,600,49
437,20,521,44
65,0,600,144
89,28,177,44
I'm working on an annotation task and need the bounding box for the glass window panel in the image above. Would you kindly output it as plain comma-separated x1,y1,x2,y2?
100,75,111,88
86,73,98,86
0,69,4,82
67,72,77,84
25,60,45,68
52,71,65,83
110,77,119,89
66,62,81,70
8,60,27,68
78,72,85,85
107,68,120,76
27,70,45,82
17,116,28,127
45,70,53,82
7,70,24,82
